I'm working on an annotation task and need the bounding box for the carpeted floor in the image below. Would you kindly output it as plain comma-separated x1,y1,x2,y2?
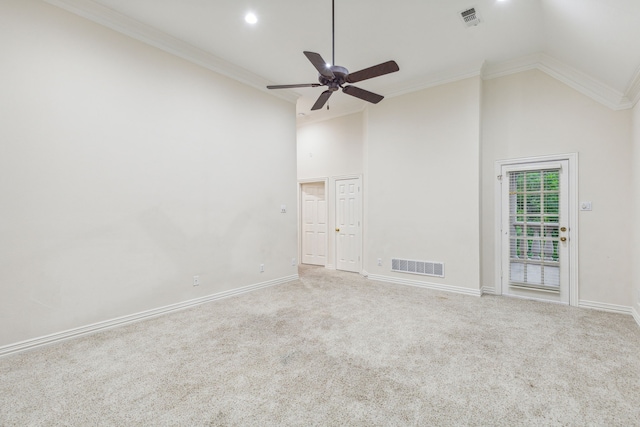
1,265,639,426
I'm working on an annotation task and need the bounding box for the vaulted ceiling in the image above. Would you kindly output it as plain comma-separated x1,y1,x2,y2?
46,0,640,123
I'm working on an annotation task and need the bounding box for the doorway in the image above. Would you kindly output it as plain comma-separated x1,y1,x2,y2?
497,155,578,305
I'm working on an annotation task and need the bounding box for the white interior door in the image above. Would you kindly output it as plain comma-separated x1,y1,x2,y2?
301,183,327,266
335,178,361,273
501,161,570,304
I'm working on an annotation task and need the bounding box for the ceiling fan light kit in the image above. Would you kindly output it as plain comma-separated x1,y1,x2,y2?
266,0,399,111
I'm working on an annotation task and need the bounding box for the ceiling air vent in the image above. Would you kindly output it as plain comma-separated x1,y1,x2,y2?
459,7,481,27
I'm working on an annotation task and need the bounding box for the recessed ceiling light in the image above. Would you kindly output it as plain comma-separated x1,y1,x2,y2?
245,12,257,24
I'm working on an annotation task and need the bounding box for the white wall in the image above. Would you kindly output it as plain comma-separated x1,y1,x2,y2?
296,69,636,313
482,70,633,307
297,113,364,268
632,101,640,322
297,113,364,180
0,0,298,347
364,77,482,291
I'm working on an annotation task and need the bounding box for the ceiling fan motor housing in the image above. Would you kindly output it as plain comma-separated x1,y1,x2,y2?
320,65,349,91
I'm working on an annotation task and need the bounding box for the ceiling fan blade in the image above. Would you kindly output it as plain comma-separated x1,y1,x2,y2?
342,86,384,104
311,90,333,110
267,83,321,89
346,60,399,83
303,51,335,79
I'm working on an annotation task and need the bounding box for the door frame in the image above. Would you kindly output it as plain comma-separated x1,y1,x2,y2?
298,178,329,268
494,153,579,306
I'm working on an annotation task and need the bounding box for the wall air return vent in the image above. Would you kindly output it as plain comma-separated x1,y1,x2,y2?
459,7,481,27
391,258,445,278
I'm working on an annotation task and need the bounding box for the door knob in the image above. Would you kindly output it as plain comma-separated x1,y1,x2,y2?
560,237,567,242
560,227,567,232
335,228,340,232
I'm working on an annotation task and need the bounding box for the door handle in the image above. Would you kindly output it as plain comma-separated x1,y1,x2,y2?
560,237,567,242
335,228,340,232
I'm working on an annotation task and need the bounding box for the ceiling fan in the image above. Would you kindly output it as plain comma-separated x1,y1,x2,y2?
266,0,399,111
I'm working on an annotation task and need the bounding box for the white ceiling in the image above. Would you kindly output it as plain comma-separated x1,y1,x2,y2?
46,0,640,123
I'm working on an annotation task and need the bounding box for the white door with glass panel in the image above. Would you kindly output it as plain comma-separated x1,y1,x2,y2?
301,183,327,266
501,161,569,304
335,178,361,273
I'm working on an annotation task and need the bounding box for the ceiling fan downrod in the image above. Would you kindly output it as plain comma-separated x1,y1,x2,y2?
332,0,335,66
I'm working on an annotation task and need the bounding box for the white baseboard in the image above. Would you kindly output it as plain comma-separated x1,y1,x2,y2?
325,264,336,270
367,274,482,297
503,292,567,305
578,299,632,315
0,274,298,358
632,304,640,328
481,286,498,295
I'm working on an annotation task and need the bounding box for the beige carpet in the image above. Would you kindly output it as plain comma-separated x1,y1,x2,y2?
1,265,639,426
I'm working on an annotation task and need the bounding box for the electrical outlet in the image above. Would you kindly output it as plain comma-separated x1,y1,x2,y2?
377,258,382,266
291,258,297,266
260,264,265,273
193,275,200,286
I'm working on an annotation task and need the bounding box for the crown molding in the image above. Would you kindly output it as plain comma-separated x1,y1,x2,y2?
384,61,485,99
483,53,634,111
43,0,637,112
43,0,298,104
625,64,640,107
296,105,365,127
367,53,635,112
295,63,485,127
295,62,484,127
481,54,541,79
297,53,639,126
